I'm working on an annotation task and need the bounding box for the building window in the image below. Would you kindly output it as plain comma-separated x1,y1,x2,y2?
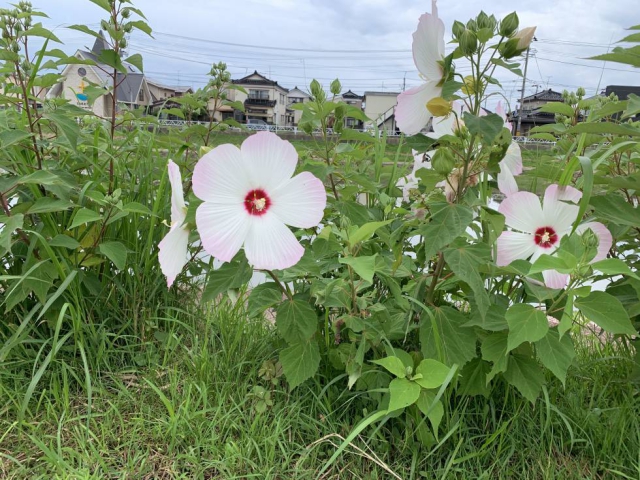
138,88,144,102
279,94,285,104
280,114,285,124
289,97,303,103
249,89,269,99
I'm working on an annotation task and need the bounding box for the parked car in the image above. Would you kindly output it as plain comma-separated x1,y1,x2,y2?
246,119,269,130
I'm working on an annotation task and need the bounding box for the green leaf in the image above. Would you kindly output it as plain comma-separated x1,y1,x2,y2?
404,133,437,152
280,340,320,390
591,258,640,280
416,390,444,433
124,53,144,72
535,330,575,385
539,102,575,117
348,220,392,246
506,304,549,352
529,252,577,275
503,354,545,403
388,377,421,412
123,202,152,215
490,58,523,76
129,20,153,37
201,256,252,302
420,203,474,260
481,332,509,383
444,243,492,319
463,112,505,143
247,282,283,318
0,129,32,147
458,358,491,397
49,234,80,250
26,198,74,214
339,255,377,283
414,359,451,389
575,291,636,335
44,111,80,150
567,122,640,136
98,241,127,270
20,25,61,43
340,128,376,143
371,356,407,378
97,49,127,74
276,299,317,345
590,195,640,227
0,214,24,256
441,80,463,99
88,0,111,12
420,306,476,367
68,208,101,229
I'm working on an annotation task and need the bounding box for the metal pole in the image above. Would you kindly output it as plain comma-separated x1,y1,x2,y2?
516,47,530,136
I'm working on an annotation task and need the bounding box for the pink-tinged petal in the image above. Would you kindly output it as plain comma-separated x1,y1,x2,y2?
270,171,327,228
498,191,544,233
542,184,581,234
241,131,298,191
244,213,304,270
577,221,612,262
496,231,536,266
542,269,569,289
167,160,186,225
412,1,445,81
193,144,250,204
396,81,442,135
196,202,250,263
158,225,189,288
497,164,519,196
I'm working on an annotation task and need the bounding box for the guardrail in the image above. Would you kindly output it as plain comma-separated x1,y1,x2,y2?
152,120,555,144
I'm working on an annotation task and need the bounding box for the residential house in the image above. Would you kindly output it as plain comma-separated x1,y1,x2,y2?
335,89,364,129
287,86,310,126
49,34,180,118
604,85,640,121
509,88,564,136
226,71,290,126
363,91,399,131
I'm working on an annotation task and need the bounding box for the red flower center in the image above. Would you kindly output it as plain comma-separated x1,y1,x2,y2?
534,226,558,248
244,189,271,216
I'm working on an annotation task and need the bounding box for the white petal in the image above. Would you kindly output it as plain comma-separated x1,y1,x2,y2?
196,202,250,263
429,113,455,138
576,221,612,262
542,269,569,289
497,165,519,196
158,225,189,288
395,81,442,135
498,191,544,233
244,213,304,270
542,184,581,234
270,171,327,228
412,1,445,81
502,143,523,176
241,131,298,191
496,231,536,266
193,144,250,204
167,160,186,225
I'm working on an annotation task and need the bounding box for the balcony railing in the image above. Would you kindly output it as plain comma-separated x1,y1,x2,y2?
245,98,276,107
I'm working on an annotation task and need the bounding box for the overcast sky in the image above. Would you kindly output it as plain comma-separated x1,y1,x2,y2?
35,0,640,111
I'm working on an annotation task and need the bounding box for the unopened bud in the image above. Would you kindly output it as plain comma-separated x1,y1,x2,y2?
330,78,341,95
310,79,325,102
431,148,455,175
500,12,519,37
459,29,478,55
451,20,465,39
513,26,536,50
466,19,477,32
461,75,477,95
477,11,491,30
426,97,452,117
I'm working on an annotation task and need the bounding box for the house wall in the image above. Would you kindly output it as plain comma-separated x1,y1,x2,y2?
147,83,175,102
287,89,309,126
59,62,109,117
230,83,290,125
364,94,397,126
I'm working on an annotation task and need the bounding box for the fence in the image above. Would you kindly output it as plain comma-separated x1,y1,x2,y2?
152,120,556,145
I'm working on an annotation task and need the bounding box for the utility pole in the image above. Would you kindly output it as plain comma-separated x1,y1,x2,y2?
402,72,406,92
516,47,530,136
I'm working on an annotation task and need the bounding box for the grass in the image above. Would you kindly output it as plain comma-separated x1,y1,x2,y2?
1,296,638,479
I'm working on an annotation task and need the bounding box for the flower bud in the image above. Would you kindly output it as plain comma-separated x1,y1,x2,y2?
576,87,585,98
431,148,455,176
459,29,478,55
500,12,519,37
513,26,536,50
461,75,477,95
451,20,465,39
330,78,341,95
501,37,520,60
310,79,325,102
477,11,491,30
426,97,452,117
466,19,477,32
